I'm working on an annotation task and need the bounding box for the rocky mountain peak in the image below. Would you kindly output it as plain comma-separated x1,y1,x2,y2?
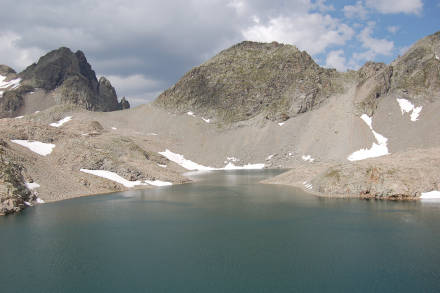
0,47,130,118
155,40,341,123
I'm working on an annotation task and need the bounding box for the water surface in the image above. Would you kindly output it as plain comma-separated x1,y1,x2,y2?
1,170,439,292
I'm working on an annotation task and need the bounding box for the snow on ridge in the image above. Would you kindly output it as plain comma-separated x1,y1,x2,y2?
25,182,40,190
396,98,422,122
347,114,389,161
11,140,55,156
420,191,440,199
159,149,264,171
50,116,72,127
0,75,21,97
302,155,314,162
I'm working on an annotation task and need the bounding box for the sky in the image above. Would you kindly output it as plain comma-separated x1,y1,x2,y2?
0,0,439,106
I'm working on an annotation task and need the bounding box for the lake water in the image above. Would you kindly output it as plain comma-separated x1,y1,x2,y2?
1,170,439,292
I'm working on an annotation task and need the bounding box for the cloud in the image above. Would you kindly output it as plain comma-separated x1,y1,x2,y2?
365,0,423,15
387,26,400,34
343,1,368,19
242,14,354,55
0,32,43,71
349,23,394,67
105,74,165,105
325,50,347,71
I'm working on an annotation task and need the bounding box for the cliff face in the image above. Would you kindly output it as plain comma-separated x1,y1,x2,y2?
0,47,130,118
155,41,343,123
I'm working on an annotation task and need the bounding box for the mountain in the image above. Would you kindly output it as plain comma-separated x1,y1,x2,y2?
1,31,440,215
0,47,130,118
155,41,343,123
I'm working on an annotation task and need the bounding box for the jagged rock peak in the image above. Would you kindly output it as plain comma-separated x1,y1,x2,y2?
4,46,130,113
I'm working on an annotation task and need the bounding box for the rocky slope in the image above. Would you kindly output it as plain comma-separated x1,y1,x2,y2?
0,47,130,118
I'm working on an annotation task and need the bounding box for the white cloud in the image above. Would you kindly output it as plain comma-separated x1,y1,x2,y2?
343,1,368,19
312,0,335,12
359,24,394,56
365,0,423,14
325,50,347,71
387,26,400,34
242,14,354,55
348,23,394,67
0,32,43,71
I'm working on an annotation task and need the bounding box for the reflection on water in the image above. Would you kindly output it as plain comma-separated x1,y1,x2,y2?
0,169,439,293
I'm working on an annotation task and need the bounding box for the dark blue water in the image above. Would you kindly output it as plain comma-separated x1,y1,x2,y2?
1,170,439,293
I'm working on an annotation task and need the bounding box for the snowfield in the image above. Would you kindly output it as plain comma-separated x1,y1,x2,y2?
347,114,389,161
159,149,264,171
50,116,72,127
396,98,422,121
11,140,56,156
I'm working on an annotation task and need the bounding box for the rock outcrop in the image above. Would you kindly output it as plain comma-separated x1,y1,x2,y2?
0,47,129,118
0,140,32,215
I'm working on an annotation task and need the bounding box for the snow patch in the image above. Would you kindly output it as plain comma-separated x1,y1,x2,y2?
436,55,439,61
159,149,264,171
396,98,422,121
50,116,72,127
266,154,275,160
25,182,40,190
157,164,167,168
202,117,210,123
15,116,24,119
34,111,40,114
347,114,389,161
111,127,117,130
36,198,45,204
278,122,285,126
302,155,314,162
420,191,440,199
11,140,55,156
159,149,215,171
80,169,148,188
147,133,158,136
187,111,195,117
144,180,172,186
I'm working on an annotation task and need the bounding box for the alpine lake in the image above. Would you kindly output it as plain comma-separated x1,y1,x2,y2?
1,170,439,292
